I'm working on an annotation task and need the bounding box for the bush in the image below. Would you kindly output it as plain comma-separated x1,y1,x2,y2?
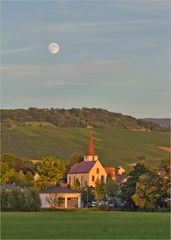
1,186,41,211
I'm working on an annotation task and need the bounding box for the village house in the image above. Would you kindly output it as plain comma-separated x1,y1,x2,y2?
39,186,82,208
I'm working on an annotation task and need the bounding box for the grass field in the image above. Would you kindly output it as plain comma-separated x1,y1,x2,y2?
1,211,170,239
1,126,170,166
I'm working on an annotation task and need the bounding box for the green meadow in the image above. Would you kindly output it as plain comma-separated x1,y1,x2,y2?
1,125,170,166
1,211,170,239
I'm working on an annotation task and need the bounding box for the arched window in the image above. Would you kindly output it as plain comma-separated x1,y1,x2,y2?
96,168,99,174
92,175,95,181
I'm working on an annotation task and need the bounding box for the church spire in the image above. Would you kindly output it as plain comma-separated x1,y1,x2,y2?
84,128,98,161
88,129,95,155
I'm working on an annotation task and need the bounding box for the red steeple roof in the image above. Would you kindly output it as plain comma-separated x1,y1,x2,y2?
88,129,95,155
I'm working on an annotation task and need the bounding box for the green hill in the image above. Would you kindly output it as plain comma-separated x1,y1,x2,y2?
1,124,170,166
0,108,169,131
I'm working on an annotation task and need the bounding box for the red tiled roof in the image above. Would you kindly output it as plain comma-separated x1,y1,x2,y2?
68,161,96,174
105,167,115,179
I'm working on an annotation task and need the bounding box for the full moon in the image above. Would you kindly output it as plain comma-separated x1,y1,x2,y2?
48,42,60,54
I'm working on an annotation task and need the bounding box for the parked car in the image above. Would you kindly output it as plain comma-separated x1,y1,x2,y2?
90,201,97,207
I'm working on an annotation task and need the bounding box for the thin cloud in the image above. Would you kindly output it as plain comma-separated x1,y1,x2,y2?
1,18,168,37
0,46,44,54
1,60,123,78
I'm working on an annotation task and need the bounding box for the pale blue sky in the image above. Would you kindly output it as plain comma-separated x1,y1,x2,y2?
1,0,170,118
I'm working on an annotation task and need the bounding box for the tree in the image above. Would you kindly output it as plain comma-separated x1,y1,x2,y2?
25,171,34,187
0,161,9,177
37,156,66,184
1,168,16,184
157,159,170,210
106,174,119,197
69,153,83,166
1,153,17,169
119,161,151,210
46,194,65,208
81,187,95,207
15,170,27,187
73,179,80,190
94,179,107,201
35,175,52,191
132,171,161,210
1,186,41,211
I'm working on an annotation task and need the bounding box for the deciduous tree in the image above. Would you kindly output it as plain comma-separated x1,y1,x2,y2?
132,171,161,209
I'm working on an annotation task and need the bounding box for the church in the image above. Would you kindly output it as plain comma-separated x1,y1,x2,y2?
67,129,107,188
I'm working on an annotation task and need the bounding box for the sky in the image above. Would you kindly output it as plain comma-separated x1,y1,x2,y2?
1,0,170,118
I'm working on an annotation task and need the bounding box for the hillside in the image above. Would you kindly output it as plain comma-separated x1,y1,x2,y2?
1,124,170,166
0,108,169,131
143,118,171,128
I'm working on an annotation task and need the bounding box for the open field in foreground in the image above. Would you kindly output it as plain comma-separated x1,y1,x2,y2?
1,211,170,239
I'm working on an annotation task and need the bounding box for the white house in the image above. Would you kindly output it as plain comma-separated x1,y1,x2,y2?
39,186,82,208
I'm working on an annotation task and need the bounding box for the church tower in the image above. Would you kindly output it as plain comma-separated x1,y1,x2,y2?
84,129,99,161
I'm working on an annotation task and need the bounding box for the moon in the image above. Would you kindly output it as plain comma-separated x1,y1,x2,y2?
48,42,60,54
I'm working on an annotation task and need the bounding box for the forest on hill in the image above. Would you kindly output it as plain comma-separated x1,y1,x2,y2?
0,108,169,131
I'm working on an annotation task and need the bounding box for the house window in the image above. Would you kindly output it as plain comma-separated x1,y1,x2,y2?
92,175,95,181
96,168,99,174
69,176,71,183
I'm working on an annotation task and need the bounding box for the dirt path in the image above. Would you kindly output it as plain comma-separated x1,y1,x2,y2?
158,146,171,153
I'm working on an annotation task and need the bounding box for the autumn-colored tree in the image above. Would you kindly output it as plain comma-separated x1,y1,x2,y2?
25,171,34,187
15,170,27,187
35,175,52,191
1,153,17,169
94,179,107,201
73,178,80,190
37,156,66,184
132,171,161,209
0,162,9,177
1,168,16,184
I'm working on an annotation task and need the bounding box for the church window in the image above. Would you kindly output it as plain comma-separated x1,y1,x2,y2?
96,168,99,174
92,175,95,181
